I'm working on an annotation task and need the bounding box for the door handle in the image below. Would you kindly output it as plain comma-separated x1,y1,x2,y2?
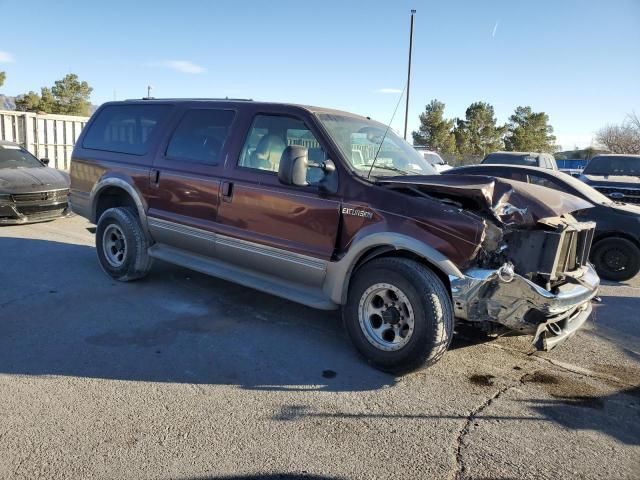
150,169,160,188
222,181,234,202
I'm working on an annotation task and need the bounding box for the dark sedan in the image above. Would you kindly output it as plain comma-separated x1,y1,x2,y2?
445,164,640,281
0,140,71,225
579,154,640,204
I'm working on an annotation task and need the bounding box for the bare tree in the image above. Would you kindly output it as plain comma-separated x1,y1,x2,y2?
596,112,640,154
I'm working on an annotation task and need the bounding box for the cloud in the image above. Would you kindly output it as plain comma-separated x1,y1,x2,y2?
146,60,205,74
377,88,402,94
0,51,15,63
491,21,499,38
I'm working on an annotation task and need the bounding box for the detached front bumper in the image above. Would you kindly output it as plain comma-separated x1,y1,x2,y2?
450,263,599,350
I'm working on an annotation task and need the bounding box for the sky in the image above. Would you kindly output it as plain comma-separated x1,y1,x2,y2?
0,0,639,150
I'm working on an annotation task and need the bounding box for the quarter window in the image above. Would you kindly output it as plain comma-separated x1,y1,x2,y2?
239,115,327,184
166,109,235,165
83,104,171,155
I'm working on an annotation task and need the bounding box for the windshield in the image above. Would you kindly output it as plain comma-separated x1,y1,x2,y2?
482,153,539,167
583,155,640,176
0,145,43,169
316,113,437,177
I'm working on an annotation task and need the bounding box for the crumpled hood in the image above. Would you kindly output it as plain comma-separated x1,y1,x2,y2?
0,167,70,193
379,174,593,226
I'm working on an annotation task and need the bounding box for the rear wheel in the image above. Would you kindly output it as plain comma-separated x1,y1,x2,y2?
343,257,453,374
96,207,152,281
591,237,640,281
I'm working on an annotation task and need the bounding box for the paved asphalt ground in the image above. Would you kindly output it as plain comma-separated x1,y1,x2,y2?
0,216,639,480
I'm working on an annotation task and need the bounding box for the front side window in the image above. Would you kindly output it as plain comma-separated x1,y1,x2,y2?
239,115,327,184
316,113,436,178
166,109,235,165
83,104,171,155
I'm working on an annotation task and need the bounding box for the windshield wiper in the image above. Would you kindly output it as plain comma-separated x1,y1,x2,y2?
362,164,411,176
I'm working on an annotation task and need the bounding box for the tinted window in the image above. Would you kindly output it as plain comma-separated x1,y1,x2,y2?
482,153,539,167
528,174,562,190
239,115,327,184
166,109,235,165
584,156,640,176
83,104,171,155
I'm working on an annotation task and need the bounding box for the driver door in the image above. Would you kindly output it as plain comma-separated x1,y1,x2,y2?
214,112,341,287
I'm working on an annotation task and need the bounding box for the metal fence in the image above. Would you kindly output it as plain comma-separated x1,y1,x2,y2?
0,109,89,170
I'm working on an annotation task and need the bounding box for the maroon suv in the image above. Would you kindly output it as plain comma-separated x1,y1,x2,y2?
69,99,599,373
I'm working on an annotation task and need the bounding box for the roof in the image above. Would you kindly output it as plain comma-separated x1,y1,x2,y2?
485,151,546,157
115,98,372,121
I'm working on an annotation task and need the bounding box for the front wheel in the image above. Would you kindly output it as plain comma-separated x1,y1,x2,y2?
343,257,454,374
591,237,640,281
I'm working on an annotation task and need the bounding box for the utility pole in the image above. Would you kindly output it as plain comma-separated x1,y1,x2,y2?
404,9,416,140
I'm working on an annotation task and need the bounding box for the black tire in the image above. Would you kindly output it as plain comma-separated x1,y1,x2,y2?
343,257,454,374
591,237,640,282
95,207,152,281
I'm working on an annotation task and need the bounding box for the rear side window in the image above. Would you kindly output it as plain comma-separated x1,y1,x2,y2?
165,109,235,165
82,104,171,155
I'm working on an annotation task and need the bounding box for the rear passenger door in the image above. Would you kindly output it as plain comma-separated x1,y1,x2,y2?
146,107,236,255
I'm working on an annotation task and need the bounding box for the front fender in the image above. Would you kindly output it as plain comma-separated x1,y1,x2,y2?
323,232,464,305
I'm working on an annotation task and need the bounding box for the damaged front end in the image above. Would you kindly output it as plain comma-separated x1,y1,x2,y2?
380,175,600,350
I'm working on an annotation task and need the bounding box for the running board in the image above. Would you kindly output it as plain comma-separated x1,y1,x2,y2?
148,244,338,310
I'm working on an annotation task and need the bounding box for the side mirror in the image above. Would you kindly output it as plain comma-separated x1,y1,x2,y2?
278,145,309,187
40,158,50,166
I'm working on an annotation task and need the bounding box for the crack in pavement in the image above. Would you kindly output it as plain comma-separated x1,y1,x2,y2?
453,380,521,480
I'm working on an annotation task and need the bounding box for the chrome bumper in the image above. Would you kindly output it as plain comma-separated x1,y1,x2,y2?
450,263,599,350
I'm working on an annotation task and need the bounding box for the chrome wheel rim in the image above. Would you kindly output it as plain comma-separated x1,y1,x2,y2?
103,224,127,268
358,283,415,351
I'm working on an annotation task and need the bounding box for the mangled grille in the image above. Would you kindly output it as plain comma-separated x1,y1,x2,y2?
504,221,595,282
554,225,595,276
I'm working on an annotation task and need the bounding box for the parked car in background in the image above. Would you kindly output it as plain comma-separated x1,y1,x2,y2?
445,164,640,281
556,158,588,177
413,147,450,172
70,99,599,372
580,154,640,205
481,151,558,170
0,140,71,225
